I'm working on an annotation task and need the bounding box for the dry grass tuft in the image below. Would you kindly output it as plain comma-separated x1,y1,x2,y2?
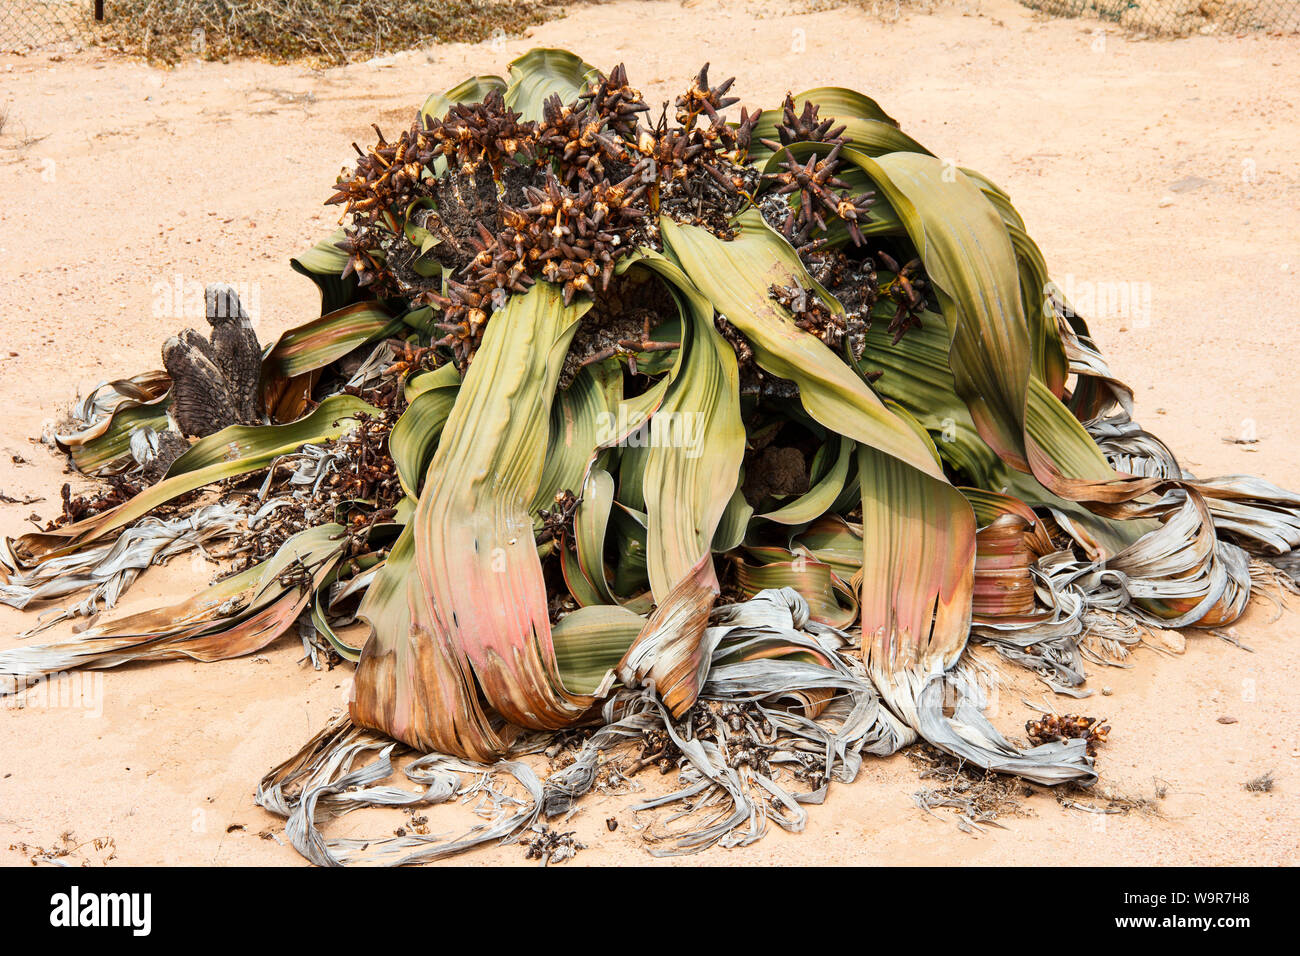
1058,781,1161,817
99,0,566,66
1244,771,1275,792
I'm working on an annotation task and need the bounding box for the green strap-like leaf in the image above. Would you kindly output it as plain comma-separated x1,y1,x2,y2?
260,303,402,383
611,504,650,599
504,48,601,121
568,467,618,605
404,363,460,401
61,390,171,476
847,150,1032,471
859,313,1148,556
552,604,644,695
846,150,1172,527
260,302,404,421
291,228,367,316
420,74,508,124
711,484,754,553
661,210,949,484
634,259,745,601
662,208,979,712
747,87,929,165
532,361,622,515
959,167,1068,396
166,394,378,475
756,433,854,525
390,377,460,497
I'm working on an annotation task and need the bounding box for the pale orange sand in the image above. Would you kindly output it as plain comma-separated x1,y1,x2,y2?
0,0,1295,865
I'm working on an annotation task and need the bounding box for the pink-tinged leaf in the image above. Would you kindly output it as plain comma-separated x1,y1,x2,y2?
350,525,504,762
962,488,1053,622
352,283,595,760
732,553,859,630
260,302,403,421
0,525,344,686
971,513,1037,621
856,443,976,686
617,555,719,718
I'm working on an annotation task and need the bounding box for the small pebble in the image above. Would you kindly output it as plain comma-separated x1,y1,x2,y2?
1101,686,1113,696
1152,629,1186,654
1217,716,1238,725
605,817,618,832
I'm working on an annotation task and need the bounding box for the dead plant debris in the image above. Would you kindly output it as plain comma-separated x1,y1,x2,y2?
1026,713,1110,757
908,746,1029,833
1243,771,1275,792
524,824,585,865
8,832,117,867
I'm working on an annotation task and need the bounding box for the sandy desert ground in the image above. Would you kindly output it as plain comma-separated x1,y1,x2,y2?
0,0,1296,866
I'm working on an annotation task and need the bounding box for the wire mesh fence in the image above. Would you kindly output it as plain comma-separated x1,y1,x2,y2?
0,0,97,52
1019,0,1300,34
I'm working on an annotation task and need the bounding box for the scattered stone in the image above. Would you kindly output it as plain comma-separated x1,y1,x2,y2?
1150,628,1185,654
1168,176,1215,194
